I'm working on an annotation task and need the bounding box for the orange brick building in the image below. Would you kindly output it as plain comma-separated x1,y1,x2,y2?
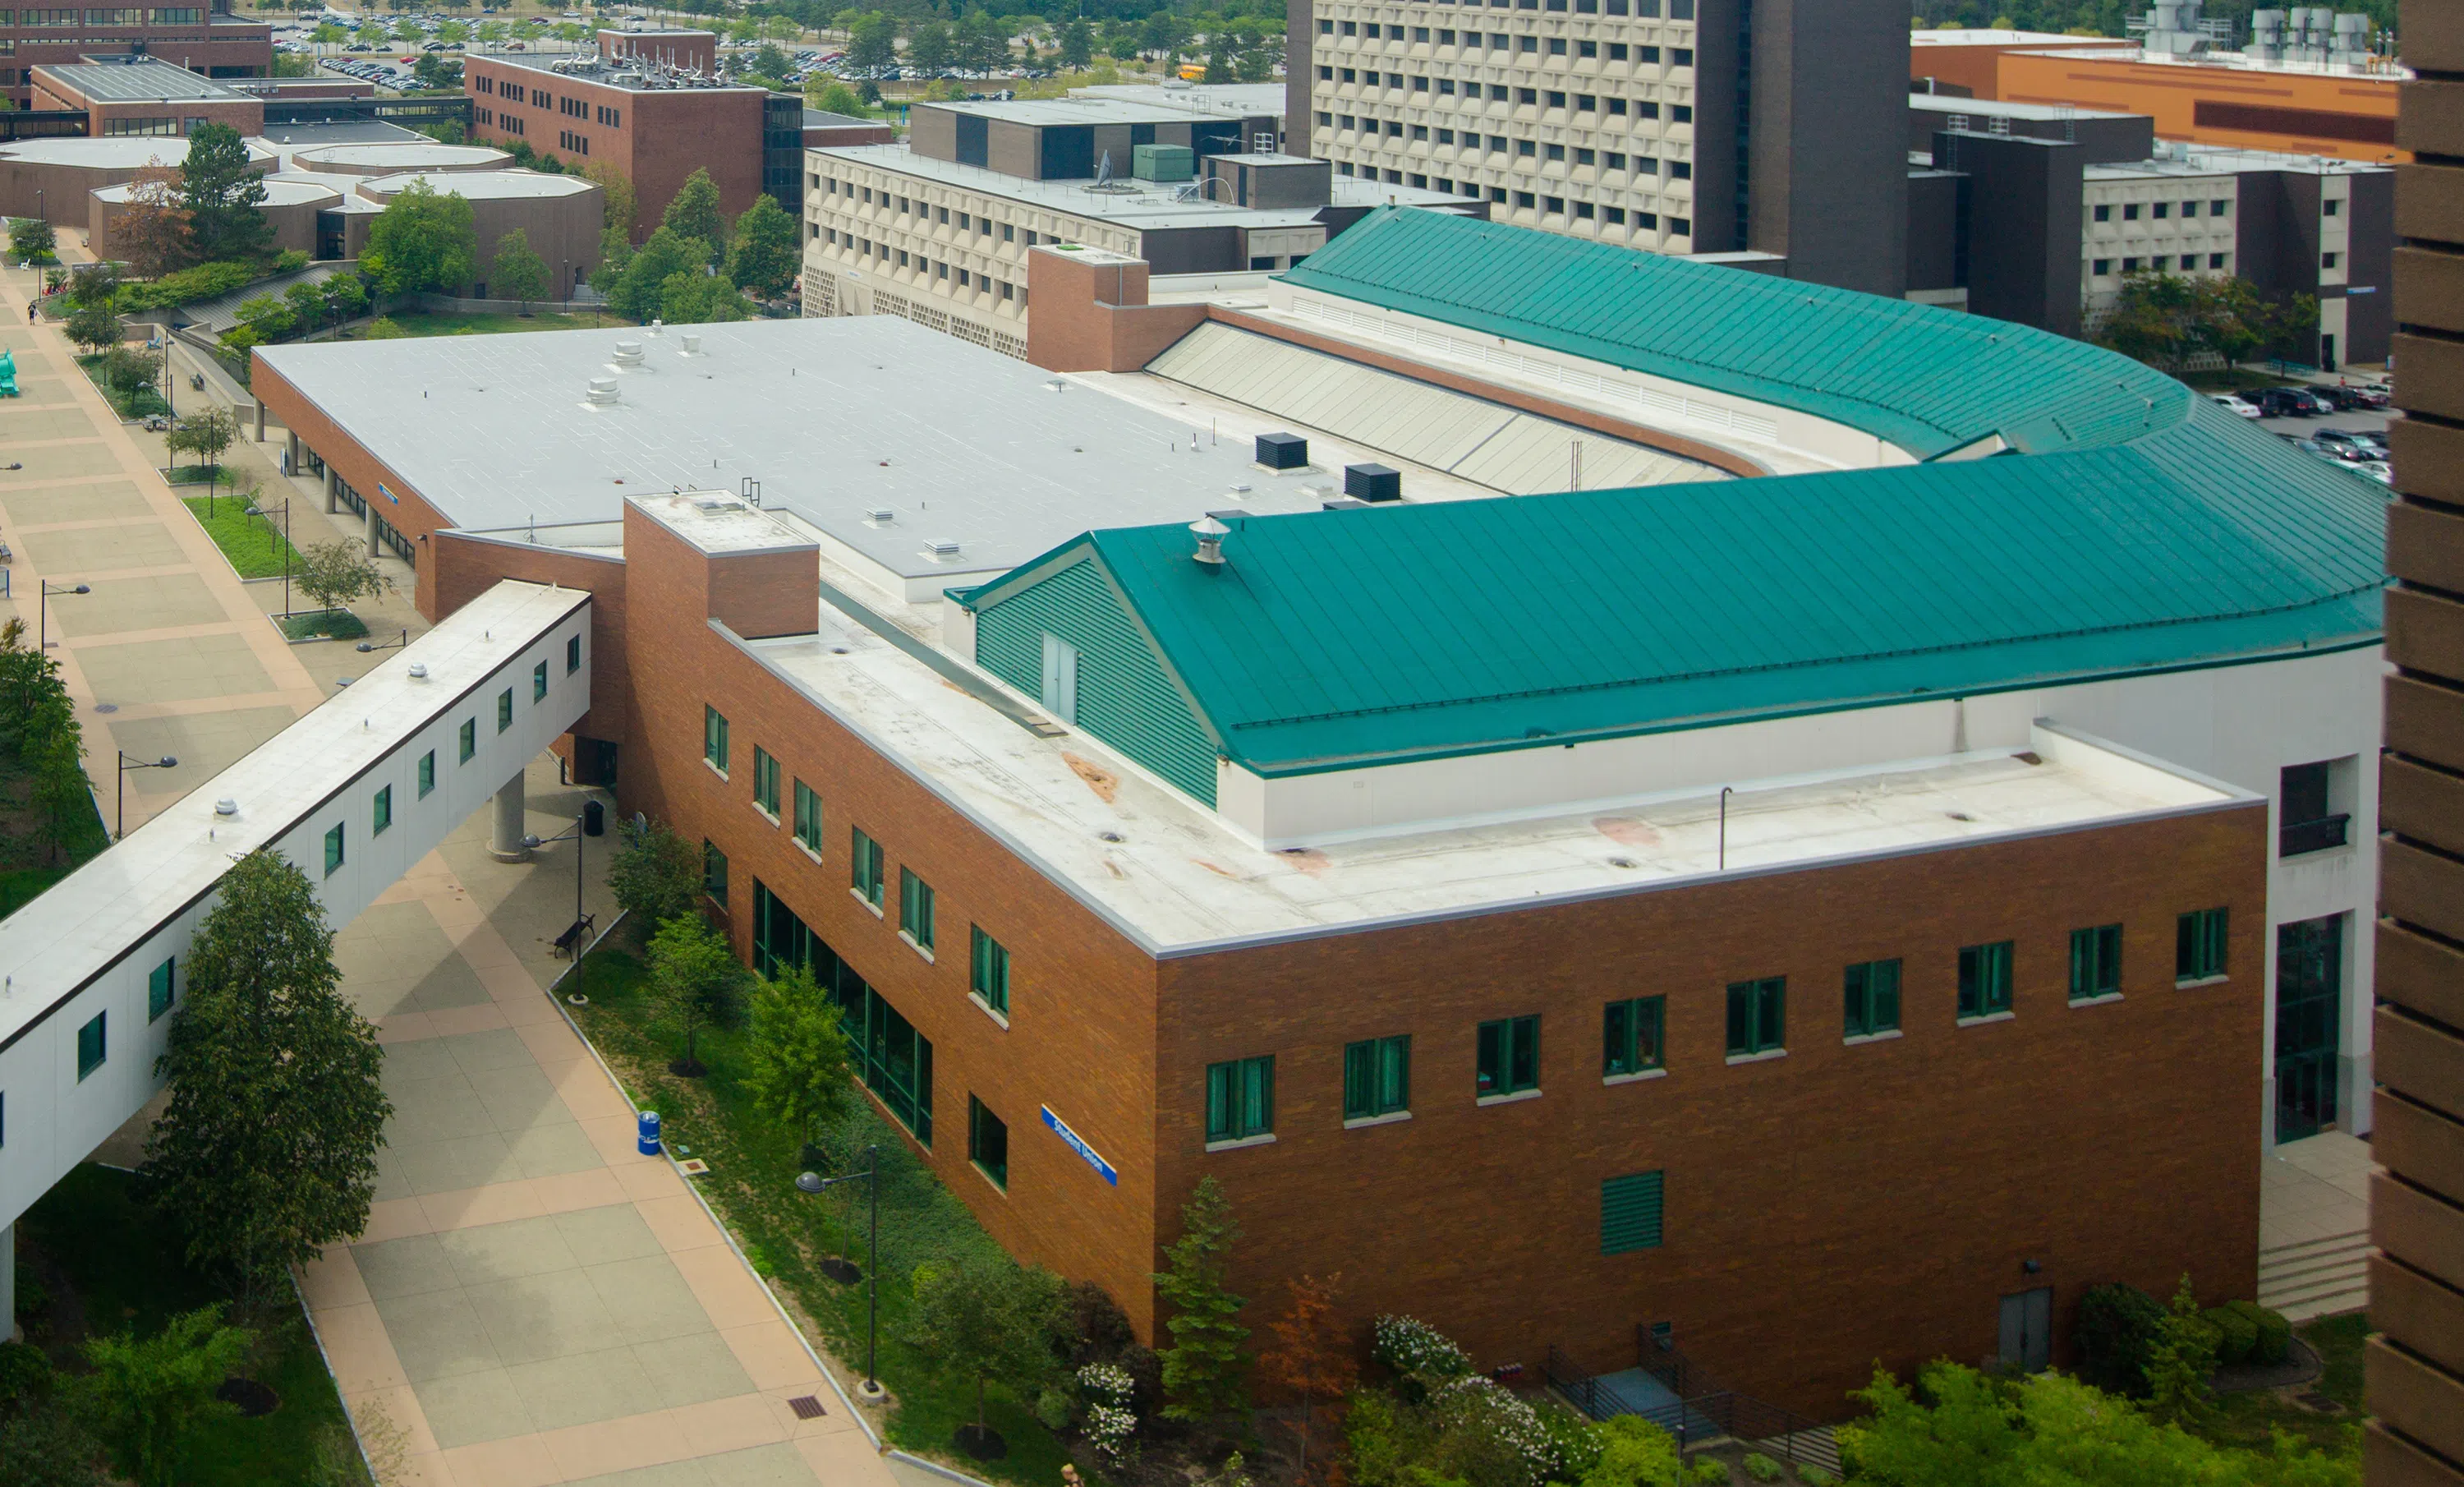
1993,47,2405,162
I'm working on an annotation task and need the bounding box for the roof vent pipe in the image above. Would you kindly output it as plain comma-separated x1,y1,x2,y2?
587,377,620,404
611,341,644,367
1190,515,1230,566
648,318,664,335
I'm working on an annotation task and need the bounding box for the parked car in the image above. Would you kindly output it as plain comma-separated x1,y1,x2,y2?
2354,461,2393,486
2314,427,2377,451
2294,438,2371,463
2209,393,2263,419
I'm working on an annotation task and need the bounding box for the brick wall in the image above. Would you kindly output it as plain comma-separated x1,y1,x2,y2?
250,357,455,611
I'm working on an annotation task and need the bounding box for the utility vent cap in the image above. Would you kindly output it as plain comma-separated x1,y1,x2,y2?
863,507,894,525
610,341,645,367
586,377,620,404
1190,514,1230,565
681,333,702,354
214,798,238,816
407,662,429,679
923,539,963,560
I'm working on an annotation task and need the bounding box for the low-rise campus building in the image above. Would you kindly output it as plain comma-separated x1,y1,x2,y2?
244,208,2384,1416
0,0,269,113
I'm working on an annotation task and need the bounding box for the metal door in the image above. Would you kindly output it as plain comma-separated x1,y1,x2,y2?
1998,1287,2052,1373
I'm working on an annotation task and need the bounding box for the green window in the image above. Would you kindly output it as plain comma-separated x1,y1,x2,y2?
373,784,392,836
753,747,780,817
1343,1034,1411,1120
971,928,1009,1015
1205,1055,1275,1144
1601,1170,1665,1254
324,822,344,877
2177,908,2228,982
532,659,549,702
147,956,175,1023
899,868,935,951
704,705,729,773
1844,960,1901,1038
76,1011,106,1080
1957,941,2014,1019
567,634,582,674
496,688,513,733
2070,924,2122,1001
417,749,435,799
1602,997,1663,1077
703,839,729,904
1726,977,1785,1057
793,780,822,852
968,1094,1008,1189
458,719,476,762
1476,1014,1540,1097
851,828,884,907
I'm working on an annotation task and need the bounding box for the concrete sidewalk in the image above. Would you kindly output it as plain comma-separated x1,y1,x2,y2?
302,758,896,1487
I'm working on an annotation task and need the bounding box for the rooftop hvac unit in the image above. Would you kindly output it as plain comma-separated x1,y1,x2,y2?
1256,430,1308,469
1344,463,1401,503
1133,143,1194,182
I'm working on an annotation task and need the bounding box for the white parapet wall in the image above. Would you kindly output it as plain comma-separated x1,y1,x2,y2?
0,580,593,1237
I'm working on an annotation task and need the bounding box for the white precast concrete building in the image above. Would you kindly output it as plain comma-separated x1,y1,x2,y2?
0,581,590,1327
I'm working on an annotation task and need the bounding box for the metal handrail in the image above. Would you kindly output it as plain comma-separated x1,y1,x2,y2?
2280,813,2350,856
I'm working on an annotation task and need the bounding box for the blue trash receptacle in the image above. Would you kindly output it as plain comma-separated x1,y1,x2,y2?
637,1110,662,1156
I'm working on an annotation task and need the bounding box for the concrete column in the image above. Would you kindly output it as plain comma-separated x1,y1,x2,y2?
254,397,265,441
286,430,300,476
324,463,339,514
490,772,529,863
364,498,381,556
2,1222,16,1343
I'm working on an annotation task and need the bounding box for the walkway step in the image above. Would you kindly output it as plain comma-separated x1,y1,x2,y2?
2261,1229,2370,1264
2273,1282,2370,1324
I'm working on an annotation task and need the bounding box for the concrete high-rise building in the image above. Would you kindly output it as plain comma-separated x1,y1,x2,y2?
1283,0,1910,295
2366,9,2464,1486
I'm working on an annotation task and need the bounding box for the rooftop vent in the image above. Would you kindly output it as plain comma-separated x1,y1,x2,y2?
863,507,894,525
648,318,665,335
692,495,743,513
214,798,238,816
407,662,429,680
610,341,644,367
1257,431,1308,470
681,333,702,354
1190,514,1230,566
922,539,963,561
1344,463,1402,503
586,377,619,405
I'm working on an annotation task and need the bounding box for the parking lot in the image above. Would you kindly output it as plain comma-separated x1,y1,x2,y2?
2206,382,2394,486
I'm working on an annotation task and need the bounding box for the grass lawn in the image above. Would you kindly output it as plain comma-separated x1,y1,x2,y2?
183,495,308,581
560,940,1087,1487
15,1165,367,1486
276,608,371,642
73,352,172,421
2192,1312,2369,1457
0,748,108,918
333,310,610,339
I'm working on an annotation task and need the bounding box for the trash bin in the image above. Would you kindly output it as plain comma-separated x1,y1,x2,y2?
583,799,605,837
637,1110,661,1156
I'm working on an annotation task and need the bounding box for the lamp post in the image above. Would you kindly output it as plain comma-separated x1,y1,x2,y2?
115,753,177,840
246,497,292,617
38,581,88,652
522,806,595,956
795,1148,884,1401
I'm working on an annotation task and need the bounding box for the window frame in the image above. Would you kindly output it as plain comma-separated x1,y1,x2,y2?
703,704,730,775
970,927,1009,1017
899,867,935,953
372,783,393,836
793,779,823,854
2177,907,2229,983
1204,1054,1276,1145
1843,959,1901,1039
567,634,582,674
496,688,513,734
1957,941,2015,1020
531,659,548,702
968,1093,1009,1190
417,749,435,799
458,718,476,762
752,746,780,818
851,827,885,908
76,1011,106,1080
1475,1013,1541,1098
1725,977,1786,1058
702,838,729,905
1602,996,1665,1079
324,822,345,878
1343,1034,1412,1121
2069,924,2123,1002
148,955,175,1023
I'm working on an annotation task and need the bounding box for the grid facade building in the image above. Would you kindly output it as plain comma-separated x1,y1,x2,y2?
0,0,268,111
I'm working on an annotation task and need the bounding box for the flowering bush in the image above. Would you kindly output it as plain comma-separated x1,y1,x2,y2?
1373,1315,1474,1381
1432,1375,1563,1487
1078,1361,1138,1466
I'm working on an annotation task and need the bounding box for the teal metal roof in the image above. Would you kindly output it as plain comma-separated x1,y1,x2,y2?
954,211,2386,779
1280,207,2191,460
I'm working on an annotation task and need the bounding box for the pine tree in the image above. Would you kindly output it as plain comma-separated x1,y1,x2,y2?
1153,1176,1250,1421
177,123,271,263
143,850,391,1301
2143,1274,2218,1421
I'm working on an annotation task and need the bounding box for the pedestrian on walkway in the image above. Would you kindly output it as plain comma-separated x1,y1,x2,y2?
25,302,34,324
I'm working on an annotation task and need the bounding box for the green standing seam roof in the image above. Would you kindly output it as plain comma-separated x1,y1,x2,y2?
955,209,2387,780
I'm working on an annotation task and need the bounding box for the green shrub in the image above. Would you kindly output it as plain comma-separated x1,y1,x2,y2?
2201,1305,2256,1365
2076,1282,2167,1397
0,1337,53,1403
121,260,255,310
272,247,310,274
1686,1458,1730,1485
2228,1300,2291,1365
1797,1471,1836,1487
1740,1454,1781,1484
1032,1384,1074,1430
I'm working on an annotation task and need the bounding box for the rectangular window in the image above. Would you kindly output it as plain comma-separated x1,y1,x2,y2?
852,828,885,906
530,660,548,703
373,784,392,837
793,780,823,853
2280,760,2348,856
1601,1170,1664,1253
1958,941,2015,1019
704,705,729,774
148,956,175,1023
703,839,729,904
2177,908,2228,983
77,1011,105,1080
458,719,476,762
752,747,780,818
968,1095,1009,1189
1205,1055,1276,1143
899,868,935,951
2070,924,2122,1001
971,927,1009,1015
2094,258,2113,275
1843,959,1901,1038
1343,1035,1412,1120
2094,203,2111,222
566,634,582,674
495,688,513,734
1602,997,1663,1077
1476,1014,1540,1097
1725,977,1785,1057
417,750,435,799
324,822,345,877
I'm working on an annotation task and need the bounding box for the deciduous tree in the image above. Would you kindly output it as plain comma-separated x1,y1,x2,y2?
608,817,704,928
7,216,57,265
490,227,552,311
143,849,390,1298
845,11,897,70
602,226,708,320
1154,1176,1249,1421
177,123,271,263
582,159,639,246
726,194,800,299
65,301,122,356
113,164,195,279
661,168,728,267
165,406,237,483
2145,1274,2219,1422
647,911,747,1076
743,961,853,1156
75,1308,253,1487
1257,1274,1356,1480
295,538,390,616
908,1255,1067,1442
362,177,478,296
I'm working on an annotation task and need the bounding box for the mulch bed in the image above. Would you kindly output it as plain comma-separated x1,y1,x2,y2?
2213,1337,2324,1395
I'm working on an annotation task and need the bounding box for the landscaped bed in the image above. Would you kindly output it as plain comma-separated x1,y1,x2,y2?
73,352,171,421
333,310,609,340
275,608,370,642
182,495,307,582
10,1164,370,1486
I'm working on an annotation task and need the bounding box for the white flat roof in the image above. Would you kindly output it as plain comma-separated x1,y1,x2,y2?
292,141,512,171
1066,82,1285,117
0,582,586,1054
256,317,1337,585
0,137,276,169
96,177,338,207
748,605,2245,951
362,168,599,200
1911,28,2114,44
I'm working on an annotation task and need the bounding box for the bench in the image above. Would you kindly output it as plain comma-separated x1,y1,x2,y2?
552,914,595,959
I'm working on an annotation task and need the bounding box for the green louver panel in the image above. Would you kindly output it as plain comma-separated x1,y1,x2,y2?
975,556,1221,808
1602,1170,1665,1255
